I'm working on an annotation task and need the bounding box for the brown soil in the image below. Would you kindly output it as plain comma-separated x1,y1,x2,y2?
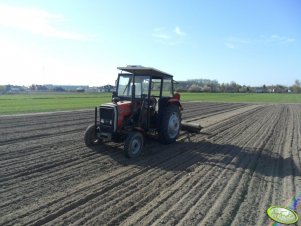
0,102,300,226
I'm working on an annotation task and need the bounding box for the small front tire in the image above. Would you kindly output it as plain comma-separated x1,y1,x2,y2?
124,132,144,158
84,124,98,146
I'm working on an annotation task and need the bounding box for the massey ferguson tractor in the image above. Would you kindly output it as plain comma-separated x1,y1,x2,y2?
84,65,201,157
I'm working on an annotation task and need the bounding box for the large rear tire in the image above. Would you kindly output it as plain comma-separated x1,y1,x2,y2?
159,105,181,144
124,131,144,158
84,124,98,146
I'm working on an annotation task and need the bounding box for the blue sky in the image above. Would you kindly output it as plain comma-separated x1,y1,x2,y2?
0,0,300,86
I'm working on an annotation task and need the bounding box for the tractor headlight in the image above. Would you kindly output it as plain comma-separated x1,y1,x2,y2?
109,120,112,125
100,118,104,124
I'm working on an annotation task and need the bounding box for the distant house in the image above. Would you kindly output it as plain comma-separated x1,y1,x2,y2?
44,84,89,92
255,88,263,93
76,87,85,92
86,87,100,93
271,86,288,93
7,85,28,93
99,85,116,92
60,85,89,91
9,87,21,93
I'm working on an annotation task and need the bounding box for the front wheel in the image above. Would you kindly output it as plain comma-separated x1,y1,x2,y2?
124,131,144,158
84,124,99,146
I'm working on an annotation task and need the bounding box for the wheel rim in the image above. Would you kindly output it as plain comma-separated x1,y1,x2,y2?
168,113,180,139
90,130,97,144
90,137,98,144
131,137,142,155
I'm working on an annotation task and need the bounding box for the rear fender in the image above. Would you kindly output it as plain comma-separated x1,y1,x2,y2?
168,98,183,110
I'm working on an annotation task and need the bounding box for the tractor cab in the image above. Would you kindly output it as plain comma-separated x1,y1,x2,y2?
114,66,180,131
115,66,174,101
84,65,184,158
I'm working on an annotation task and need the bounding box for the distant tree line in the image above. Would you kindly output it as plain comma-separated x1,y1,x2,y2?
0,84,116,94
175,79,301,93
1,79,300,94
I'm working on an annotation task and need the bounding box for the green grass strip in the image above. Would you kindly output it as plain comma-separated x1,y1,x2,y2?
180,93,301,103
1,92,300,115
0,92,111,115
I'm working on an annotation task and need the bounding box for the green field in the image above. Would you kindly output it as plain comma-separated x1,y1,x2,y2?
180,92,301,103
0,92,300,115
0,92,111,115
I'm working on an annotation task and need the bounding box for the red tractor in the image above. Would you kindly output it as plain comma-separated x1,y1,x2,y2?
84,65,200,157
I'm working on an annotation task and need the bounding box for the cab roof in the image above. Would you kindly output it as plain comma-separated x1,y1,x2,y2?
117,65,173,79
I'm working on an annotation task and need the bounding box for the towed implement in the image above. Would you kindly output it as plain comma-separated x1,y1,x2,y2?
84,65,201,157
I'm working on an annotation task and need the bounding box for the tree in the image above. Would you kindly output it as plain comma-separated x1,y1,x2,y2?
5,85,12,92
0,85,5,94
53,87,65,92
292,80,301,93
188,84,201,92
220,83,226,92
239,85,248,93
225,81,241,93
209,80,219,92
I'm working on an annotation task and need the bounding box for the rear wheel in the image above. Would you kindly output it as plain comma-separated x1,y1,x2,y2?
159,105,181,144
84,124,98,146
124,131,144,158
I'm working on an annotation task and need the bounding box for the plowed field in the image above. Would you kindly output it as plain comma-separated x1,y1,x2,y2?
1,102,301,226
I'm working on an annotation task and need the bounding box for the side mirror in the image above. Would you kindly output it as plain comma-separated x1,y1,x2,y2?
112,91,117,98
112,97,119,103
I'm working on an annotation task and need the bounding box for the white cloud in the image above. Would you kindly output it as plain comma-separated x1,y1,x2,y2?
269,34,296,43
0,3,91,40
152,28,170,40
152,26,186,45
174,26,186,36
226,34,296,49
152,33,170,40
